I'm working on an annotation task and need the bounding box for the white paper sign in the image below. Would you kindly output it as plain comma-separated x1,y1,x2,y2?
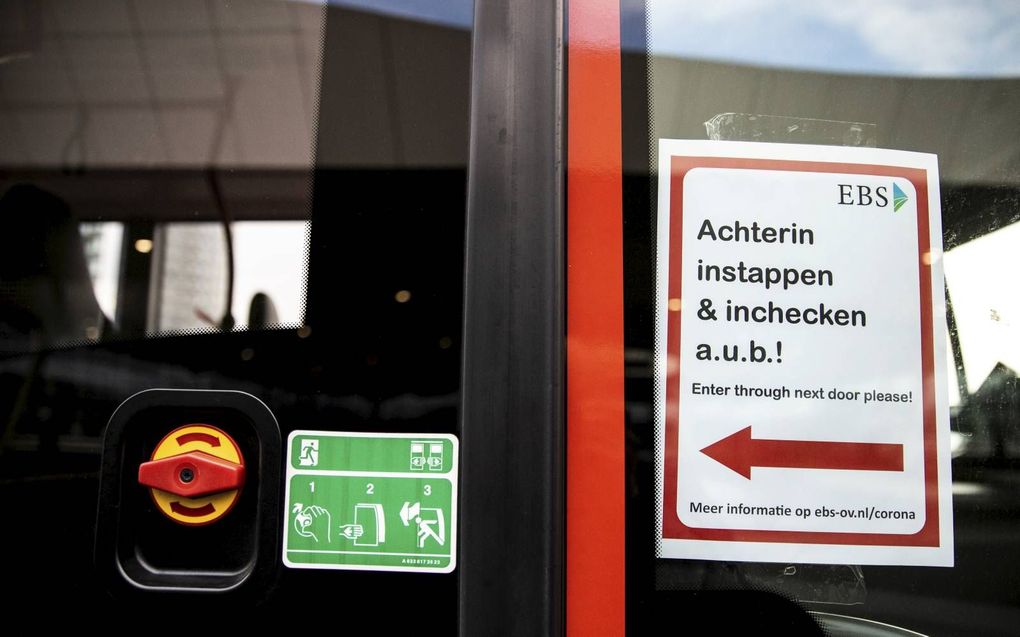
655,140,953,566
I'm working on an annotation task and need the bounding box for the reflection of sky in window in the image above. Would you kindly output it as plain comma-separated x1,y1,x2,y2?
943,221,1020,396
290,0,472,29
232,221,309,328
645,0,1020,78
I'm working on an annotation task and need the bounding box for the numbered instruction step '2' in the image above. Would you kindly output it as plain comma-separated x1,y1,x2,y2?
283,431,458,573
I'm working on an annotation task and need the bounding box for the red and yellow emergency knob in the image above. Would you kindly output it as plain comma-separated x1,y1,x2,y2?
138,424,245,526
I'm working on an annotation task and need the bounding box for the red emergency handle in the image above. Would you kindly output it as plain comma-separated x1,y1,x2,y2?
138,450,246,498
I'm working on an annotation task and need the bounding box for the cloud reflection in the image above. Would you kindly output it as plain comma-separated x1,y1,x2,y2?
646,0,1020,78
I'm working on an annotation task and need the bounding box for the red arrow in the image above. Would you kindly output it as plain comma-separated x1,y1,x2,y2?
700,426,903,479
170,501,217,517
176,432,221,447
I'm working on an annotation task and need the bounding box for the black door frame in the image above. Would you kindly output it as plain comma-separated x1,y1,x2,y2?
459,0,565,634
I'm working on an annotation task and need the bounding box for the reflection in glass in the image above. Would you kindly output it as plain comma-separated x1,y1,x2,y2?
0,0,324,350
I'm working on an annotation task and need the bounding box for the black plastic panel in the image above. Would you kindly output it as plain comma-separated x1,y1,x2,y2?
95,389,281,597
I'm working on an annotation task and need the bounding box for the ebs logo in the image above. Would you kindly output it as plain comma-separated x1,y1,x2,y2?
892,183,909,211
837,182,909,211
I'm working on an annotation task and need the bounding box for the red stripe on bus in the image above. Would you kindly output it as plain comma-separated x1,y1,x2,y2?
567,0,626,634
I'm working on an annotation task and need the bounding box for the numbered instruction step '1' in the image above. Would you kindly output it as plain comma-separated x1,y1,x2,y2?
283,431,458,573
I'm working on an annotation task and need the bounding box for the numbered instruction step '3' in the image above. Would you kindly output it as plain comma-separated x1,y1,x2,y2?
283,431,458,573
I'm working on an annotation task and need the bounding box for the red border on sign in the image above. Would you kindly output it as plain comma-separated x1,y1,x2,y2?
661,155,940,547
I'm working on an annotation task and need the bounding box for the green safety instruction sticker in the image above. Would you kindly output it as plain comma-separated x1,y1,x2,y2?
283,430,458,573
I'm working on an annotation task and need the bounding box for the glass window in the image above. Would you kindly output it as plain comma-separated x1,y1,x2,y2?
0,0,471,621
619,1,1020,634
0,0,323,348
